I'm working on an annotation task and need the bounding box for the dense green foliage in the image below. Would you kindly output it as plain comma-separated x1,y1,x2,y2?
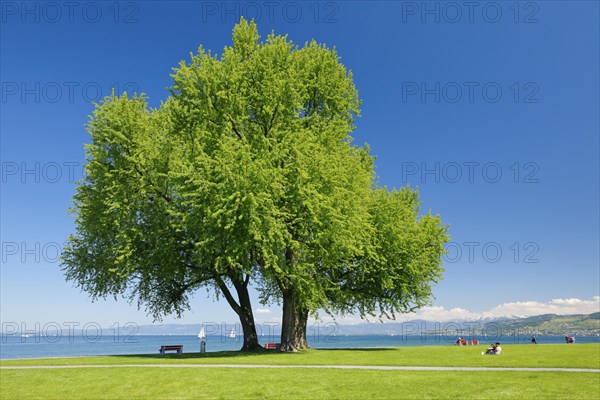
62,19,448,350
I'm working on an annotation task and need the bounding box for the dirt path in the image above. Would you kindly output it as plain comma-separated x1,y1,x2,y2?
1,364,598,373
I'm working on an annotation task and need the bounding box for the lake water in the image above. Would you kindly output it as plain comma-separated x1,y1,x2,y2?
1,334,598,359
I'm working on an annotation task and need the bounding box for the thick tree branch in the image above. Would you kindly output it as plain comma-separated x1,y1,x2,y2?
214,275,241,315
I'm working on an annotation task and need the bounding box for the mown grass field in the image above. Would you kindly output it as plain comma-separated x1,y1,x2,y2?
2,343,598,368
1,344,599,399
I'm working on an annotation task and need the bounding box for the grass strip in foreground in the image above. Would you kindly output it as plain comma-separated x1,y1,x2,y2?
2,367,599,399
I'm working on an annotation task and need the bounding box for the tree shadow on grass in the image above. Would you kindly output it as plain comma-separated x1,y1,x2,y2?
105,347,396,361
107,349,295,361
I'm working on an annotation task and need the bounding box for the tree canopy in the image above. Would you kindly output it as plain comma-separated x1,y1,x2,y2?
63,18,449,351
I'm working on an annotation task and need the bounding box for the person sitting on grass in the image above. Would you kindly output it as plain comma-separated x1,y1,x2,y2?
482,342,502,355
565,336,575,344
494,342,502,354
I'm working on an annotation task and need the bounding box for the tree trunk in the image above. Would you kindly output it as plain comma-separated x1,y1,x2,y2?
280,288,309,352
233,281,263,351
215,275,263,351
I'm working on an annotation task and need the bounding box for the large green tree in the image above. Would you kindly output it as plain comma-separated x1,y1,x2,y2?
62,91,267,350
63,19,448,352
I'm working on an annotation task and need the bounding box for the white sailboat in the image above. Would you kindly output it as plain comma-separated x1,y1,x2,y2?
227,329,236,338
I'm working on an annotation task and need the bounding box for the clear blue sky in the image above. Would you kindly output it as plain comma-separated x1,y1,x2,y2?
1,1,598,329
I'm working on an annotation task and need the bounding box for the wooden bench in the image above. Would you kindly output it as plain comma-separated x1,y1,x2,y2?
264,342,281,350
159,345,183,356
456,339,479,346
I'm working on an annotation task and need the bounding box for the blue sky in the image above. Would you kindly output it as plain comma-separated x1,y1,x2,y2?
1,1,599,329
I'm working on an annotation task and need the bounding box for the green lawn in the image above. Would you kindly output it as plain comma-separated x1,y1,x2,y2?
1,368,599,400
2,343,599,369
1,344,599,399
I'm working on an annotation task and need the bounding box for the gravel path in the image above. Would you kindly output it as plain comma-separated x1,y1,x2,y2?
1,364,598,373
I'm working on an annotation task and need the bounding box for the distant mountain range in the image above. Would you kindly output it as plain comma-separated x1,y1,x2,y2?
4,312,597,337
480,312,600,336
131,312,600,337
